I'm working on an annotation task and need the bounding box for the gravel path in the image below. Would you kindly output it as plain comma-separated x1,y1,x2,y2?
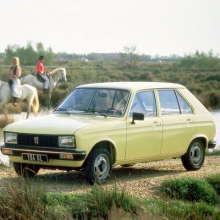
0,155,220,198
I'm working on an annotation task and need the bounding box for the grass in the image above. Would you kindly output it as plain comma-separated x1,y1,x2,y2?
206,148,220,156
0,173,219,219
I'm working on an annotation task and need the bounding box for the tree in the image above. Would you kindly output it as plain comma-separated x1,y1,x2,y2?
178,50,220,69
19,41,38,65
120,45,139,68
4,42,55,66
4,45,19,64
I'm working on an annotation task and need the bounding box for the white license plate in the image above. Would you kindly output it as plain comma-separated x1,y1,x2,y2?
22,153,48,162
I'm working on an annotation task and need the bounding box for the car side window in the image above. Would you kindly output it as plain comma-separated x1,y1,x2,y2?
129,90,156,117
176,92,193,114
158,90,180,115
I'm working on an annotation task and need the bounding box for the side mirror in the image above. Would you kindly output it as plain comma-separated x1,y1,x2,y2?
131,112,144,124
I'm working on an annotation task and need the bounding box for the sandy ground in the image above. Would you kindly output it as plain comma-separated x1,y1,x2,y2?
0,155,219,199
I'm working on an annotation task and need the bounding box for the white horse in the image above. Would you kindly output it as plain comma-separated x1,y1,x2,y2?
0,81,39,119
20,67,67,109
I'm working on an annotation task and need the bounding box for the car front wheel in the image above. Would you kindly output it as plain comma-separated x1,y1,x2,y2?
84,148,112,185
13,162,40,178
181,139,205,171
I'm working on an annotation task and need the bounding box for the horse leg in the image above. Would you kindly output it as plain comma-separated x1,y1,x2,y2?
48,92,52,109
1,104,7,116
0,100,8,115
45,92,51,110
26,103,31,119
25,98,32,119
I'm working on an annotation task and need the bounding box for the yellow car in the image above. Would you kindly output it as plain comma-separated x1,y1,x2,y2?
1,82,216,184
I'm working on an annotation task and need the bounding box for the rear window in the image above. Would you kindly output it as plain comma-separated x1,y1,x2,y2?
158,90,192,115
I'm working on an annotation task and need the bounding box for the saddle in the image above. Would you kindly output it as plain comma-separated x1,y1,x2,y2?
36,73,50,83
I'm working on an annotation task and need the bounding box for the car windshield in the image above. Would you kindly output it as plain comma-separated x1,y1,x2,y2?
54,88,130,117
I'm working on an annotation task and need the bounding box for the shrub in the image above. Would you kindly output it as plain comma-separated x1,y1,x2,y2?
160,177,217,205
144,198,220,220
70,185,141,219
0,178,46,220
205,175,220,195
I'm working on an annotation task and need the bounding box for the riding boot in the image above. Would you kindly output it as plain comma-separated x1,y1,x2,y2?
13,97,17,107
43,88,49,94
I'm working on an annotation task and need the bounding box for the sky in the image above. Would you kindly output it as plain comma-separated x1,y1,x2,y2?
1,0,220,56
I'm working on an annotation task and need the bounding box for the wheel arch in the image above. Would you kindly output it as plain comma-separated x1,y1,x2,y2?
188,136,207,151
82,140,116,168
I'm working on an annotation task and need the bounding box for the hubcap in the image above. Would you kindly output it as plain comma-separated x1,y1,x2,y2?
190,142,203,166
94,154,109,180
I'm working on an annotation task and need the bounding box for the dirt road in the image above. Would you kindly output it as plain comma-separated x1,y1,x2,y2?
0,155,220,199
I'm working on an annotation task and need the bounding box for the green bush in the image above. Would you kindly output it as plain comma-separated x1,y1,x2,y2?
205,175,220,195
71,185,140,219
160,177,217,205
144,198,220,220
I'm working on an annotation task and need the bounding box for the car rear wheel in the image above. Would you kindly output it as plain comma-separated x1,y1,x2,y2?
84,148,112,185
13,162,40,178
181,139,205,171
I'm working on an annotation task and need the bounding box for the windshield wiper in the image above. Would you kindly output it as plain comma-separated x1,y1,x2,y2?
86,109,107,118
54,108,71,115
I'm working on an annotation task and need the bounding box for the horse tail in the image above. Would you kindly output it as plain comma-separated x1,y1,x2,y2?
32,89,39,114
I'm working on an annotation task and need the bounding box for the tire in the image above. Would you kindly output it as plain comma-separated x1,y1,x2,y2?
181,139,205,171
84,148,112,185
13,162,40,178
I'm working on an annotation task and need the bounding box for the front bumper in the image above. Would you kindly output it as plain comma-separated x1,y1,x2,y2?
208,140,217,149
1,145,87,163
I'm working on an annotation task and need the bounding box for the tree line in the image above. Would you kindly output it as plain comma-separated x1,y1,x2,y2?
2,42,219,69
0,42,220,109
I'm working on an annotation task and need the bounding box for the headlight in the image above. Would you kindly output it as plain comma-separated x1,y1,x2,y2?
5,132,17,144
58,136,75,148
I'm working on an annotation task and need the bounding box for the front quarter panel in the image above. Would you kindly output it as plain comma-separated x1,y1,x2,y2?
75,120,127,161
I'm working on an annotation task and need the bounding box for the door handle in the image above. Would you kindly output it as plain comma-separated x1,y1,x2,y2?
153,122,161,127
186,119,194,124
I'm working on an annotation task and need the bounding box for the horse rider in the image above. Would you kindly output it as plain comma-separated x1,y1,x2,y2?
8,57,22,106
36,55,49,94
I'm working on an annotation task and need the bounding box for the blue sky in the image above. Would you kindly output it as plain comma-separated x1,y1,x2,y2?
1,0,220,56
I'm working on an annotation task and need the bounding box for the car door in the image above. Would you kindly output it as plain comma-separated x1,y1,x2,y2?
126,90,162,160
158,90,195,156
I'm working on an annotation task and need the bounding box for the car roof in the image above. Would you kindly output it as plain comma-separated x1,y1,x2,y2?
76,82,185,91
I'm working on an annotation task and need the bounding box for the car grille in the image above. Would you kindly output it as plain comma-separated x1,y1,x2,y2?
17,134,58,147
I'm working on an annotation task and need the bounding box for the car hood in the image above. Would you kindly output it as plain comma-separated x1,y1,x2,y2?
4,114,109,135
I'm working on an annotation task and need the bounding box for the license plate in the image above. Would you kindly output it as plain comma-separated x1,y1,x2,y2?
22,153,48,162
